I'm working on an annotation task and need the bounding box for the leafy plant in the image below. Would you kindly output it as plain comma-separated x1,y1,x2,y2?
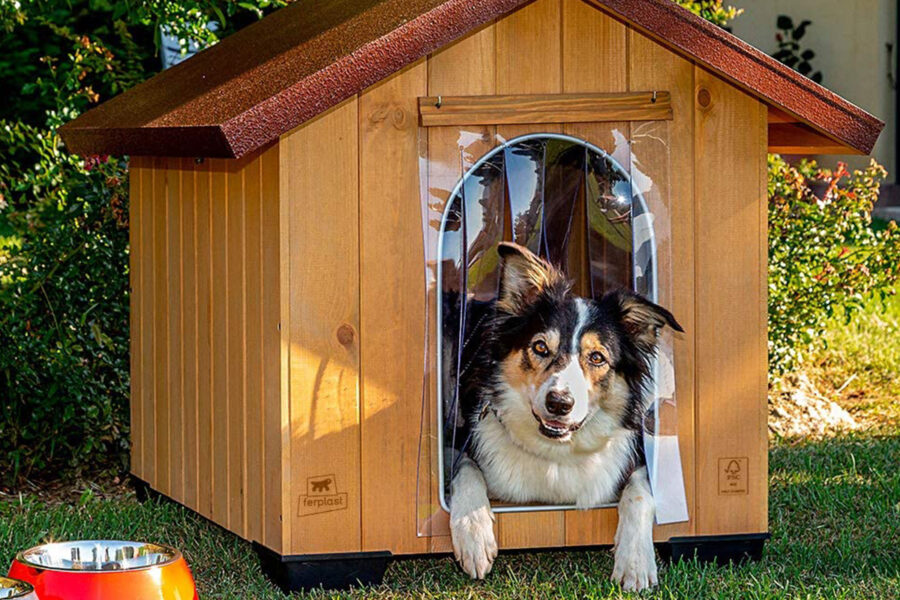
672,0,742,27
768,155,900,374
773,15,823,83
0,0,286,484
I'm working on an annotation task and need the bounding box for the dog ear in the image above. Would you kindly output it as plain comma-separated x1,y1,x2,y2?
604,289,683,349
496,242,564,313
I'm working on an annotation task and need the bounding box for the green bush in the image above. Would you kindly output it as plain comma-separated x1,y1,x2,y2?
768,155,900,374
0,0,285,484
673,0,742,27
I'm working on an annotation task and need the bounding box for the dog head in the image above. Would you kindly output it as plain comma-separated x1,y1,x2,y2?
486,242,682,446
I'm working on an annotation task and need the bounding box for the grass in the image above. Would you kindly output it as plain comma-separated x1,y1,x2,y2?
1,303,898,599
806,293,900,430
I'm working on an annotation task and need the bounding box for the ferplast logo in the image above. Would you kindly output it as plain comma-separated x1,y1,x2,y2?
298,474,349,516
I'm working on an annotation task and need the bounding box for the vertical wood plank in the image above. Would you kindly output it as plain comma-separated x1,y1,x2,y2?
153,159,170,496
166,159,184,501
129,158,144,480
628,27,697,541
227,160,247,535
261,144,287,552
281,99,362,555
181,159,199,511
562,0,627,92
359,62,429,554
245,156,264,543
494,0,565,550
495,0,561,94
693,68,768,536
196,160,214,518
209,160,229,527
757,100,770,535
140,160,156,486
561,0,628,547
428,22,495,96
426,22,498,550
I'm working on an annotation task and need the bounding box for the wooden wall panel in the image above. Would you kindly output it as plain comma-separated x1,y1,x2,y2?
226,159,246,535
244,157,264,543
180,158,198,511
494,0,565,550
693,67,768,536
195,162,214,518
426,21,499,554
496,0,561,95
142,162,156,485
129,158,145,481
153,158,170,497
209,160,230,528
628,27,696,542
561,0,627,547
166,159,184,502
359,61,429,555
262,144,287,553
281,99,362,555
130,152,284,549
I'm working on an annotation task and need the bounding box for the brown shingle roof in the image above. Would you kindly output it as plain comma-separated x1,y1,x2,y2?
59,0,883,158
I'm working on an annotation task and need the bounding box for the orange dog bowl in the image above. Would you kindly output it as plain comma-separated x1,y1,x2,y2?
8,541,198,600
0,576,37,599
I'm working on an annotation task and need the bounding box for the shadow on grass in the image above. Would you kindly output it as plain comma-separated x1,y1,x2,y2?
1,432,897,599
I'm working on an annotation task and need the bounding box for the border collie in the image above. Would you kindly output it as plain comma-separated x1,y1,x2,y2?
449,242,682,591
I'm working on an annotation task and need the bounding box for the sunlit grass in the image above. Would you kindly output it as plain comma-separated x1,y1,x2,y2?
806,293,900,430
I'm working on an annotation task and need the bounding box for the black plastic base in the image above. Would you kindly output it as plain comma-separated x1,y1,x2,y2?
134,475,767,589
658,533,770,566
253,543,391,593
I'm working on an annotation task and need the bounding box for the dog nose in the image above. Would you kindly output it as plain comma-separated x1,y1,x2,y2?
545,390,574,416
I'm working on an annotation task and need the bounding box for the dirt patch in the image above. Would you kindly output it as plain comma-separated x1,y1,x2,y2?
769,373,860,439
0,472,134,506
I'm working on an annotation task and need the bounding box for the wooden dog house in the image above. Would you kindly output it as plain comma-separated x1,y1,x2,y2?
60,0,882,591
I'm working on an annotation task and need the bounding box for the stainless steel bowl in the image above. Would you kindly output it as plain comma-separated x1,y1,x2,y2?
0,577,35,599
16,541,181,572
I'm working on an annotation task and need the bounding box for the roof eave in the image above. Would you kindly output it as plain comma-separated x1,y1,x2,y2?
58,122,238,158
587,0,884,155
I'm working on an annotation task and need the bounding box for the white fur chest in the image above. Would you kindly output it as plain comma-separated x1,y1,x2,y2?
472,412,635,508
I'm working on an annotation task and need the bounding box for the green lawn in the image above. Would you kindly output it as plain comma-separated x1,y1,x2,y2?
2,300,899,599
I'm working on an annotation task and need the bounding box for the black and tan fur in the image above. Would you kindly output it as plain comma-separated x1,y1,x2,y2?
449,242,682,590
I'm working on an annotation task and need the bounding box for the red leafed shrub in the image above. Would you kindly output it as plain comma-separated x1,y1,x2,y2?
768,155,900,374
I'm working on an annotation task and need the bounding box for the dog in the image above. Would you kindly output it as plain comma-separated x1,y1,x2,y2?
448,242,682,591
310,478,332,493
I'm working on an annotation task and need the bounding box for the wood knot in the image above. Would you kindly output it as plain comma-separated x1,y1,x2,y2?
697,88,712,109
370,105,409,130
336,323,356,346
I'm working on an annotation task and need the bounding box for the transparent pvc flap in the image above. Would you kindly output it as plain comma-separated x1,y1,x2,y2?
630,121,688,525
416,125,688,537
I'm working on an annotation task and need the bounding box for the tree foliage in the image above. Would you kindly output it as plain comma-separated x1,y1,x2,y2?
0,0,286,483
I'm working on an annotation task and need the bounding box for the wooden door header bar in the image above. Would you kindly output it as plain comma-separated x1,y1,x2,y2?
418,92,673,127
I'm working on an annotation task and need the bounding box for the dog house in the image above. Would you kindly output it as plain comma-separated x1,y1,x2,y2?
59,0,882,592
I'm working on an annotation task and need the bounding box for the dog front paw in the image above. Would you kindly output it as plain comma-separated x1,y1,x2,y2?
611,540,658,592
450,504,498,579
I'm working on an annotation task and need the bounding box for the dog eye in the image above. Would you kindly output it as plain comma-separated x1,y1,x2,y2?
588,351,606,366
532,340,550,357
